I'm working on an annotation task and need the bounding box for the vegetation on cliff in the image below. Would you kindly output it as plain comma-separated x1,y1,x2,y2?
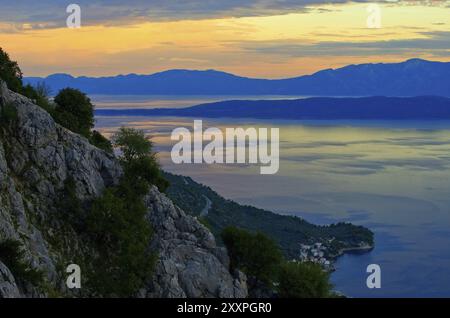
53,88,95,138
112,127,169,193
222,227,282,287
278,261,332,298
55,128,165,296
222,226,333,298
0,239,45,288
0,47,111,153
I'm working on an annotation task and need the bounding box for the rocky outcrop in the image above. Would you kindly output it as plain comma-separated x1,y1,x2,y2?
0,261,21,298
0,81,247,298
144,187,247,298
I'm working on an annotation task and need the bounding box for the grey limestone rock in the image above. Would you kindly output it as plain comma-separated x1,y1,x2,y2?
0,81,247,298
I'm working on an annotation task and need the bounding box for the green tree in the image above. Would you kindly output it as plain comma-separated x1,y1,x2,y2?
53,88,94,138
56,177,85,231
112,127,169,193
0,48,23,92
78,127,172,296
86,179,156,296
278,261,333,298
112,127,153,162
221,226,283,286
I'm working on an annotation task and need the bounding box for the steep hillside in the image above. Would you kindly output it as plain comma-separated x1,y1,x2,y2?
0,81,247,298
164,173,374,261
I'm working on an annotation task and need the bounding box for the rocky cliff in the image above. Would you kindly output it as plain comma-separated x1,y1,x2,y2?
0,81,247,298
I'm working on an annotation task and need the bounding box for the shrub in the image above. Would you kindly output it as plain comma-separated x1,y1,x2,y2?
78,127,172,296
54,173,157,297
0,49,52,112
221,226,283,286
0,239,45,287
0,48,23,92
53,88,94,138
57,177,84,229
51,128,166,296
20,84,37,99
221,226,335,297
34,81,52,101
122,155,169,193
112,127,153,162
113,127,169,193
86,185,156,297
278,261,333,298
21,82,53,113
198,217,212,231
90,130,113,153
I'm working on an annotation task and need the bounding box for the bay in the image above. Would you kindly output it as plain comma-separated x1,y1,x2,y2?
93,96,450,297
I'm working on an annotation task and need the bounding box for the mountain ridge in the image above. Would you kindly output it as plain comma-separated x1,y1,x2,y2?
24,59,450,97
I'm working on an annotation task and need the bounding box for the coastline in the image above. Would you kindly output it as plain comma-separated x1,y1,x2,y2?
339,244,374,255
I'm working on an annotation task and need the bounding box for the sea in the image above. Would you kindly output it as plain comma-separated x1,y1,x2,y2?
93,95,450,298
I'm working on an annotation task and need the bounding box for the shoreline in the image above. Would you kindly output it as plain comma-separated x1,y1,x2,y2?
339,244,374,255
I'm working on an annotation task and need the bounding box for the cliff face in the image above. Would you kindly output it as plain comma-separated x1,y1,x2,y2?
0,81,247,298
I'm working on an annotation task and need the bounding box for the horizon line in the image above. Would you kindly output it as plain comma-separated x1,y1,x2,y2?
23,58,445,81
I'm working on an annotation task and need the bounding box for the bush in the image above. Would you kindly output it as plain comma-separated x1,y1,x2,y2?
34,82,52,101
55,173,157,296
57,177,84,230
51,128,166,296
0,239,45,287
0,48,23,92
78,127,172,296
21,82,53,113
53,88,94,138
112,127,153,162
198,217,212,231
221,227,335,297
123,155,169,193
86,184,156,296
278,261,333,298
221,226,282,286
90,130,113,153
0,49,52,112
113,127,169,193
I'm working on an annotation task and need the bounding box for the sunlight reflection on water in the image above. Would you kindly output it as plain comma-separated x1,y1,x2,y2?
96,115,450,297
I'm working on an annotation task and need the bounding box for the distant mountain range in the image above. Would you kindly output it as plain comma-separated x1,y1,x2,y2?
95,96,450,120
25,59,450,97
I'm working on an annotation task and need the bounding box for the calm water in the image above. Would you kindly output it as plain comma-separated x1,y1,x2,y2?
91,95,309,109
94,99,450,297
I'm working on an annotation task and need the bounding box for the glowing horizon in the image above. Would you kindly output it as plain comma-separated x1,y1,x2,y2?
1,1,449,78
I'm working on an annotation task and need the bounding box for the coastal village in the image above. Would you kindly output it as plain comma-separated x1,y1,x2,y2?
299,242,332,269
298,238,374,272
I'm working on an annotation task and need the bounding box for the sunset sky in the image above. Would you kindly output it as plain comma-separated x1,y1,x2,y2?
0,0,449,78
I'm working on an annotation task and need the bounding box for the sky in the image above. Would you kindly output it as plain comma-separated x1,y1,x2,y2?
0,0,449,78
